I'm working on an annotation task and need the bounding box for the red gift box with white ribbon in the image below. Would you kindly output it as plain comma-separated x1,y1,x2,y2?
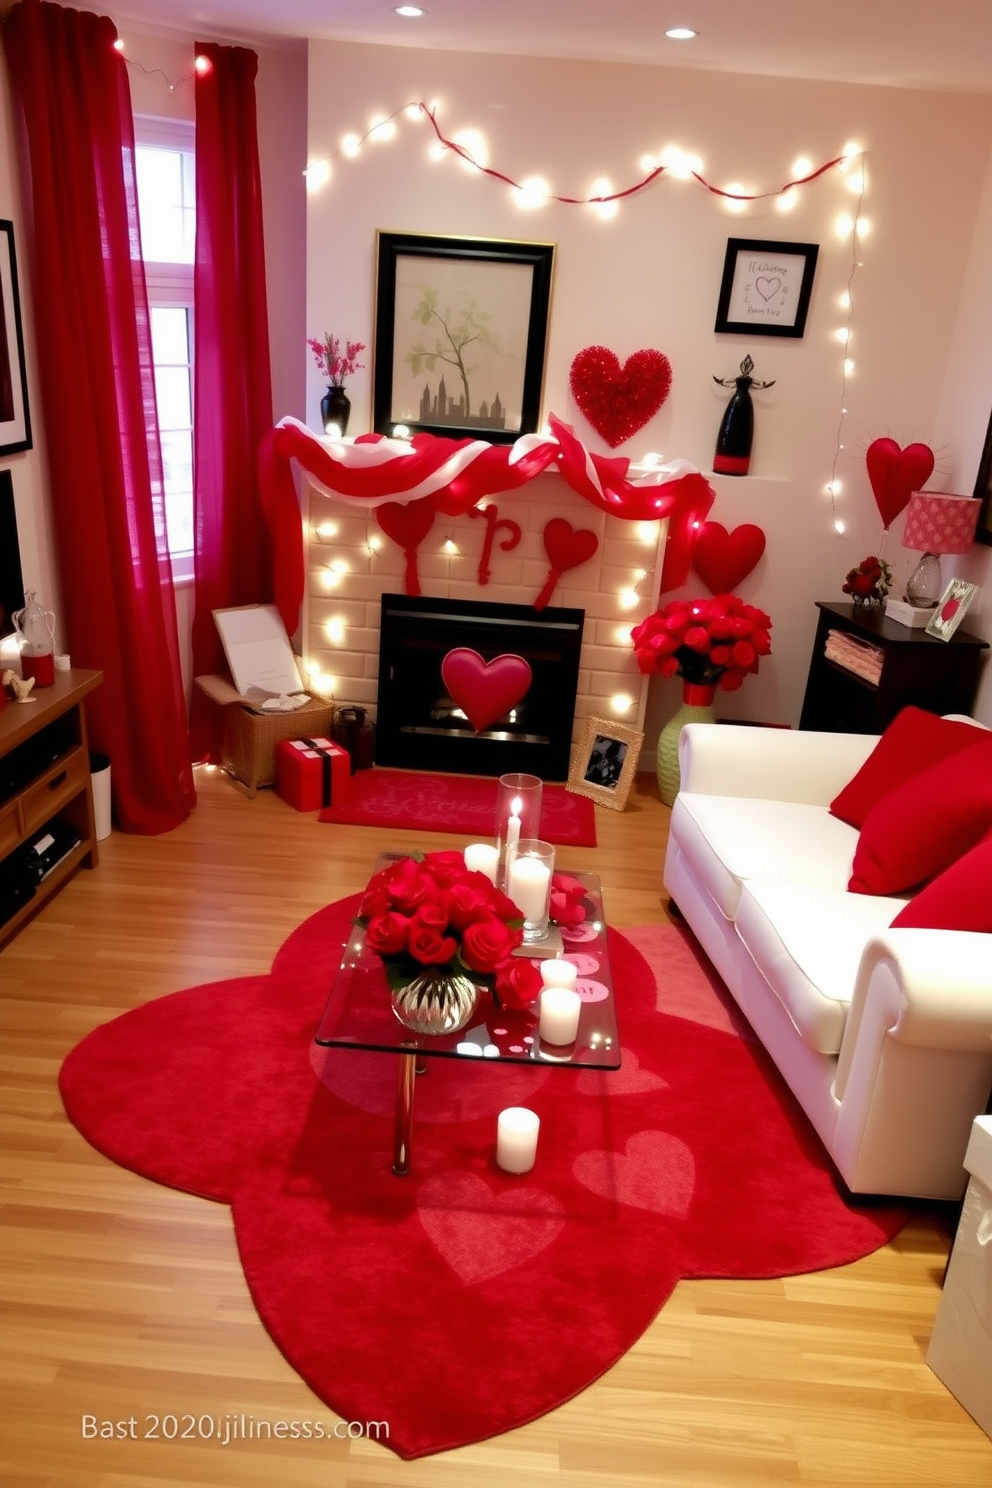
275,736,350,812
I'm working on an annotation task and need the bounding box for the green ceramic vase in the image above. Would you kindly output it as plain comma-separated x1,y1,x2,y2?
656,683,717,806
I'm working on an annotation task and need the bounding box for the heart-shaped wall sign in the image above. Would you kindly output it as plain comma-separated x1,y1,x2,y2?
692,521,766,594
865,437,935,530
569,346,673,448
440,648,533,734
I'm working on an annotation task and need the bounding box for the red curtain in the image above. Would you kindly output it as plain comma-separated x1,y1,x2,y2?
3,0,196,833
189,42,275,761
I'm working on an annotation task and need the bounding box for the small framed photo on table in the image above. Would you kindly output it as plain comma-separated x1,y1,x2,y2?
925,579,979,641
567,716,643,812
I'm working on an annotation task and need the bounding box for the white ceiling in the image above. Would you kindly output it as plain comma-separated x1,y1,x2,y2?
111,0,992,96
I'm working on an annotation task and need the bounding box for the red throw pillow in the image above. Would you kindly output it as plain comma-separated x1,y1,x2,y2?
890,833,992,931
830,707,986,828
849,736,992,895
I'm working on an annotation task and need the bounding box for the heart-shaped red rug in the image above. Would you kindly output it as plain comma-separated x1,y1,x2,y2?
865,437,935,529
693,520,767,593
569,345,673,447
59,903,909,1459
440,648,533,734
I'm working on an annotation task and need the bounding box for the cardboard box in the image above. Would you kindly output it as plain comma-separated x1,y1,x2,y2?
275,737,351,812
194,674,334,797
926,1115,992,1439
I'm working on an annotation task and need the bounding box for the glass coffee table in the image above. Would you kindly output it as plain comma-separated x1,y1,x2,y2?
314,858,621,1173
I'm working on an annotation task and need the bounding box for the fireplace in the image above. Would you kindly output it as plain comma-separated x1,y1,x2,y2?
375,594,584,780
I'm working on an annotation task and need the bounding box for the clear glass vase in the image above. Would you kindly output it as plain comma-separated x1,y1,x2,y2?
390,965,478,1035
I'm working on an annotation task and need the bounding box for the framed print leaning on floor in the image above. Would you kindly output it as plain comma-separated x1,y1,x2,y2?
373,231,555,444
566,716,643,813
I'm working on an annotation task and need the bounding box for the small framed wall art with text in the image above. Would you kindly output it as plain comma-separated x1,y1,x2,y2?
714,238,819,338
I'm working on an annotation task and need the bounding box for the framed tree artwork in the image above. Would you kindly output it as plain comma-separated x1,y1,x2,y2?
373,231,555,444
0,221,31,455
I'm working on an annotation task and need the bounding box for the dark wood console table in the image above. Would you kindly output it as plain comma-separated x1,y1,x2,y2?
799,601,988,734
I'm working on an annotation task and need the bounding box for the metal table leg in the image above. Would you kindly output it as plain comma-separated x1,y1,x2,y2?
393,1051,418,1175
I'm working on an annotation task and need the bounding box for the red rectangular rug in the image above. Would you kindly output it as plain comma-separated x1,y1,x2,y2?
318,769,597,847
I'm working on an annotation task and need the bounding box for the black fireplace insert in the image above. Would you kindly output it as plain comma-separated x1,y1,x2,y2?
375,593,584,780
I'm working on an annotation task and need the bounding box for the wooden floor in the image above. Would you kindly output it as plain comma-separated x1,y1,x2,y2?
1,765,989,1487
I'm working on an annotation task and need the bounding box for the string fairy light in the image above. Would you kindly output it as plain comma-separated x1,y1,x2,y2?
824,148,868,538
305,98,850,209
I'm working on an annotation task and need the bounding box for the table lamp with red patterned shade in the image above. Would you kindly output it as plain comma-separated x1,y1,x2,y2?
901,491,980,608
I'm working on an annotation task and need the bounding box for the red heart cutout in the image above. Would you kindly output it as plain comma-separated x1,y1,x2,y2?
440,648,533,734
417,1172,565,1284
865,438,935,530
374,498,436,550
570,346,673,447
693,521,766,594
573,1129,695,1218
543,517,599,572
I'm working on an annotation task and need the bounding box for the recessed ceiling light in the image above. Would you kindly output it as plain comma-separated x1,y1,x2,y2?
665,27,698,41
395,5,425,16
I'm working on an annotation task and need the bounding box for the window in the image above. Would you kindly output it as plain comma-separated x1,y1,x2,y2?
134,117,195,577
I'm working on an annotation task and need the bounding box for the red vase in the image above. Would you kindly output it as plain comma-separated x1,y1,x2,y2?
682,681,717,707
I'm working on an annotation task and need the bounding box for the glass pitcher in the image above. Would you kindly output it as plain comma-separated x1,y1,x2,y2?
13,589,56,687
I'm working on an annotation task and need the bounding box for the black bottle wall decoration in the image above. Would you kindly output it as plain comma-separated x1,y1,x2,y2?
712,355,775,477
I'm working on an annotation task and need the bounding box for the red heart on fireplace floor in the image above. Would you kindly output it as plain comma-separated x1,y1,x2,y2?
569,345,673,448
441,648,533,734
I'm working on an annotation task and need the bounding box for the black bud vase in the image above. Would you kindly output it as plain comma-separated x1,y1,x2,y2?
713,355,774,477
320,384,351,436
714,378,754,476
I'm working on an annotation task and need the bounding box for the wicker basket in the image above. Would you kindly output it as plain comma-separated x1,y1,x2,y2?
195,675,333,797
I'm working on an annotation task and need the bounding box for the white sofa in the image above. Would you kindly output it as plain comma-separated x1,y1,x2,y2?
663,722,992,1200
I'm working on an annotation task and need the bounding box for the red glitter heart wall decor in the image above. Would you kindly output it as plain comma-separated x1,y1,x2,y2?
569,346,673,448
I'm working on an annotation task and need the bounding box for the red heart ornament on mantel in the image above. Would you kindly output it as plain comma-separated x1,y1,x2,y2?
534,517,600,610
693,521,767,594
865,437,935,530
440,648,533,734
374,499,436,594
569,345,673,448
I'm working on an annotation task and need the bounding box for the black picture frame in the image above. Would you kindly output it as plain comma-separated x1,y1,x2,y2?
373,231,555,444
0,220,31,455
714,237,819,339
973,406,992,547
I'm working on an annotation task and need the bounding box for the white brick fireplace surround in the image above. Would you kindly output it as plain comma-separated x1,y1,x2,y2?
302,468,668,771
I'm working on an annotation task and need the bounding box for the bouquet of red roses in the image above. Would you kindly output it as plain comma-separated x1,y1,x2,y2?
842,554,892,604
357,851,529,1008
630,594,772,692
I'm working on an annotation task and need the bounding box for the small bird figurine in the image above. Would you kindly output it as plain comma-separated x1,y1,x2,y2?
2,669,36,702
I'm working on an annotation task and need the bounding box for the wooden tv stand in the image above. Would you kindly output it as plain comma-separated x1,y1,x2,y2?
0,668,103,949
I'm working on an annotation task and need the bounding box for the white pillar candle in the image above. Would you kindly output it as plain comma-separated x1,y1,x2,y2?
507,854,551,923
496,1107,540,1174
505,797,522,856
539,987,581,1045
540,959,578,989
463,842,499,883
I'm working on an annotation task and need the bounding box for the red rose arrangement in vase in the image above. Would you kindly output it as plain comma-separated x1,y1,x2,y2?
841,554,892,608
630,594,773,701
357,853,592,1026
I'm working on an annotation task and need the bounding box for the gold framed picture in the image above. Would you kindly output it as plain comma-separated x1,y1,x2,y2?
566,715,643,812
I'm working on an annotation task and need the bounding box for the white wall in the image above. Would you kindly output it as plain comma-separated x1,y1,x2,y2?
305,42,992,738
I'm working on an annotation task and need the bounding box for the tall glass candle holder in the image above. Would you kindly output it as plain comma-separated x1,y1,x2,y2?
496,772,542,890
506,838,555,944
